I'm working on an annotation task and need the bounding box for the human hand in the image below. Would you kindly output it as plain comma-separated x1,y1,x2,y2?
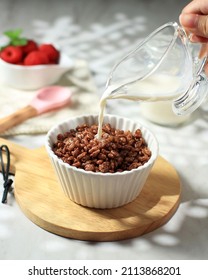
180,0,208,74
180,0,208,42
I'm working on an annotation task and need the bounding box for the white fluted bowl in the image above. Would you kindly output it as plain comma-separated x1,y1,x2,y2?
45,114,159,209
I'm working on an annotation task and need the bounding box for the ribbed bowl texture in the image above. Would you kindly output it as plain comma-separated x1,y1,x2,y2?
45,114,159,209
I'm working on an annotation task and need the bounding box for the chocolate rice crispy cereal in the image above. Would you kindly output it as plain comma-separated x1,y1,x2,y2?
52,123,152,173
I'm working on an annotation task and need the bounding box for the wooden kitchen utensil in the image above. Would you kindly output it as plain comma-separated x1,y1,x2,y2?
0,86,72,134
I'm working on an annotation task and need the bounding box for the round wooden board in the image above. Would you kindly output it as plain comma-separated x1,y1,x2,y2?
11,144,181,241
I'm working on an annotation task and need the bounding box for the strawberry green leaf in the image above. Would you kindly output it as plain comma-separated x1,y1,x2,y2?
4,29,23,39
11,37,28,46
0,46,6,51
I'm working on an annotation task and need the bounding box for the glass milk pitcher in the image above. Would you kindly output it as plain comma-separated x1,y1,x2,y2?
104,22,208,125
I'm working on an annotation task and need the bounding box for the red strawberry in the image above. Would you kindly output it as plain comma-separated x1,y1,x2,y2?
39,44,60,63
0,45,23,64
21,40,38,56
17,62,25,65
24,50,50,66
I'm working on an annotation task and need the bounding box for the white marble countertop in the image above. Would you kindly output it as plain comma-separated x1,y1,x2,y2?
0,0,208,260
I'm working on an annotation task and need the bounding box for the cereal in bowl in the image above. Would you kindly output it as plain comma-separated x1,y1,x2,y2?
52,123,151,173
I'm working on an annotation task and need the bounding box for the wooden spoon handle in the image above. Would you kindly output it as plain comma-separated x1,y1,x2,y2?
0,105,37,134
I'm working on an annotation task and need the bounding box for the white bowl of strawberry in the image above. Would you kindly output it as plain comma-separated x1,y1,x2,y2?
0,29,73,90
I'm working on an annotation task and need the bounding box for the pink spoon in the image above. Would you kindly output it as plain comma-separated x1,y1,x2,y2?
0,86,72,134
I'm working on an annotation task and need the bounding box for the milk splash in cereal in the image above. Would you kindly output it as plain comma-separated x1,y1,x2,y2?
97,73,182,139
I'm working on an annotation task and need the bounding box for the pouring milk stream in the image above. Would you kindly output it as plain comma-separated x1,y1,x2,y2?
97,73,183,139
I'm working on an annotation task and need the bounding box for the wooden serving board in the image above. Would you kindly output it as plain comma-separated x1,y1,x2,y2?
0,137,181,241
